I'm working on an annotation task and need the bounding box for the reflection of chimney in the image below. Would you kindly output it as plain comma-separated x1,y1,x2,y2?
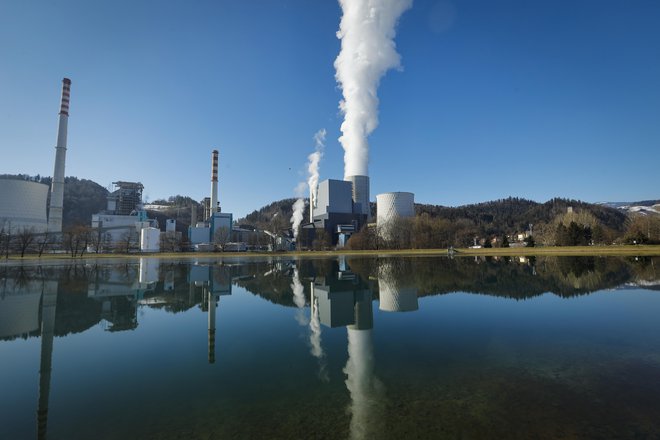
207,288,216,364
210,150,219,216
37,281,58,440
48,78,71,233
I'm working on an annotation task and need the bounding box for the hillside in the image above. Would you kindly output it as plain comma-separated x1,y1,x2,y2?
239,196,628,236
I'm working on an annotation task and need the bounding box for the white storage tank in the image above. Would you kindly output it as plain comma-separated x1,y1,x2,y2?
140,227,160,252
166,219,176,233
376,192,415,226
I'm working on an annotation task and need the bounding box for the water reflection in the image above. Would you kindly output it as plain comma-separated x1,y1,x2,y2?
0,255,659,439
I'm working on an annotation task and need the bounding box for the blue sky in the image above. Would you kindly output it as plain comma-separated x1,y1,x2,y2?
1,0,659,218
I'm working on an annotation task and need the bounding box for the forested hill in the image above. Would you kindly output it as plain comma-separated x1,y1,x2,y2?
416,197,628,235
239,196,628,236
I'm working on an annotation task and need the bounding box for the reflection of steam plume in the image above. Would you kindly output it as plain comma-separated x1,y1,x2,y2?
291,129,326,237
291,268,308,326
335,0,412,177
309,282,329,382
344,328,385,440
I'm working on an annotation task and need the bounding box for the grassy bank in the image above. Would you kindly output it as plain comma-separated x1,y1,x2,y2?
2,245,660,264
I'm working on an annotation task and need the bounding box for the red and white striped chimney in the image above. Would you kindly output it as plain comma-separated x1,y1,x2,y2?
48,78,71,233
210,150,219,215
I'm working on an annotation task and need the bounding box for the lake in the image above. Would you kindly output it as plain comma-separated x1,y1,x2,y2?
1,255,659,439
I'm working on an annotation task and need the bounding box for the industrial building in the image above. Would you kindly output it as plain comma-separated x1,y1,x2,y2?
304,176,370,247
91,181,158,247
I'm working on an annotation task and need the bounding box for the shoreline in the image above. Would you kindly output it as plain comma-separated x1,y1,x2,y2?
1,245,659,265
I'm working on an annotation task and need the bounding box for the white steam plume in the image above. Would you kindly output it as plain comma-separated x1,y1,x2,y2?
290,129,326,239
308,128,326,210
335,0,412,178
290,187,307,240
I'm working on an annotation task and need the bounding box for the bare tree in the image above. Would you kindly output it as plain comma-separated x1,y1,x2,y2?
118,231,137,254
214,226,231,251
37,230,51,257
16,227,36,258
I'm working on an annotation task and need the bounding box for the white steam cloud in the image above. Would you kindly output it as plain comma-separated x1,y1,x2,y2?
308,128,326,210
335,0,412,178
290,129,326,239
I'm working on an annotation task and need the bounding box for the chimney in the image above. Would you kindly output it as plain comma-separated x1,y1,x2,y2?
48,78,71,233
210,150,219,216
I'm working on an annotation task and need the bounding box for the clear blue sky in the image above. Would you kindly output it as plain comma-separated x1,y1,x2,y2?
1,0,659,218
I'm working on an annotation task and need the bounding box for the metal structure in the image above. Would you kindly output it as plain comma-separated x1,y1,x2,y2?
0,179,49,233
108,181,144,215
48,78,71,232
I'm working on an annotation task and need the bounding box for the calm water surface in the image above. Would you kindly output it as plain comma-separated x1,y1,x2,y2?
1,255,659,439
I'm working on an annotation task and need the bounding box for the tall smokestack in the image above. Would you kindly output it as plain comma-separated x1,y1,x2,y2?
48,78,71,233
347,175,370,219
210,150,218,215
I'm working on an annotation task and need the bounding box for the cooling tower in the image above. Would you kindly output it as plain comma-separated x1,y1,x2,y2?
48,78,71,233
210,150,219,214
346,175,370,218
376,192,414,226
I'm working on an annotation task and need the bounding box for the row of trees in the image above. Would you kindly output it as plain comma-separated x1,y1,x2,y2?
345,211,660,251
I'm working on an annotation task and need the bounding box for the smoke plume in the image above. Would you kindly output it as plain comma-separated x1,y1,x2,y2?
290,129,326,239
308,128,326,210
335,0,412,178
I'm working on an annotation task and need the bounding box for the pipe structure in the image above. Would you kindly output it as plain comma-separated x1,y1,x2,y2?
48,78,71,232
210,150,219,215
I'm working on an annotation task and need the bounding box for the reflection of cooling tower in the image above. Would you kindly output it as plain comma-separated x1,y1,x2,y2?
378,278,418,312
376,192,414,227
346,175,370,217
48,78,72,233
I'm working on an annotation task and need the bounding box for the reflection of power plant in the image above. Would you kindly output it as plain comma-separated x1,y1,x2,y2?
87,259,159,331
188,262,232,363
310,258,421,439
0,276,59,440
